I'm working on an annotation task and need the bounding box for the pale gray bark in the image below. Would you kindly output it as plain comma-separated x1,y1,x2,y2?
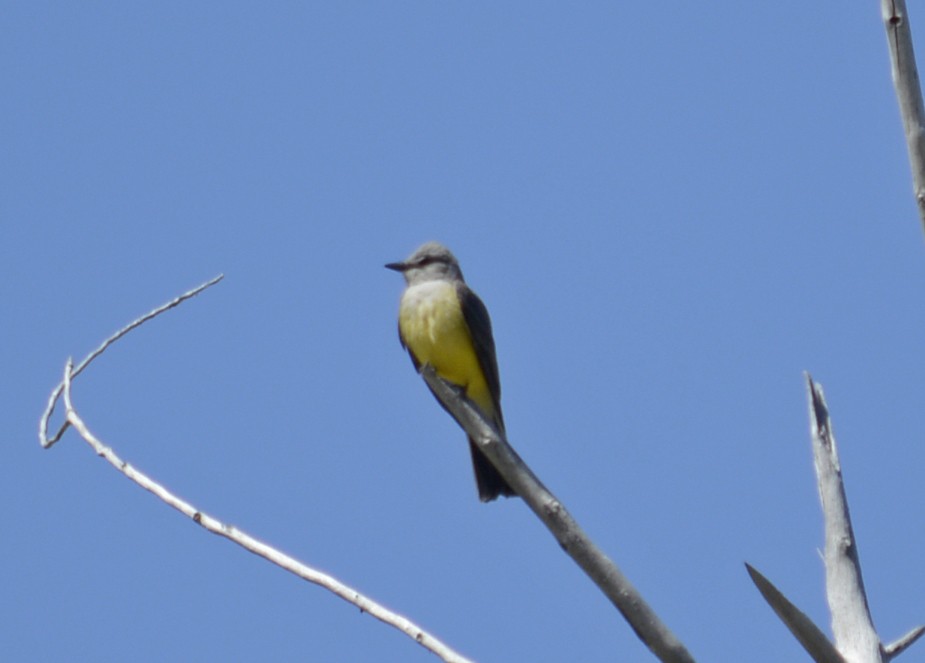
748,376,924,663
421,367,695,663
881,0,925,230
746,564,846,663
40,280,475,663
807,377,881,662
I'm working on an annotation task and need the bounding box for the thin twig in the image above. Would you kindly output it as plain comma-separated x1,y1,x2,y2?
421,367,695,663
49,287,472,663
884,625,925,660
39,275,224,449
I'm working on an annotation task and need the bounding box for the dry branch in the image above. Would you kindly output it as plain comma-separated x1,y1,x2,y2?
39,275,225,449
750,376,924,663
806,375,881,661
881,0,925,230
884,625,925,660
40,279,473,663
746,563,846,663
421,367,695,663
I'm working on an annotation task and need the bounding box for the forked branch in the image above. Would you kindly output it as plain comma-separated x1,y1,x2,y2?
747,375,923,663
40,278,473,663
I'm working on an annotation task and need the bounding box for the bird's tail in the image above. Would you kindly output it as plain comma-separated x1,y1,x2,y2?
468,438,516,502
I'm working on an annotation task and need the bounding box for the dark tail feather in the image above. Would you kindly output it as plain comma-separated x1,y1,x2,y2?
468,438,516,502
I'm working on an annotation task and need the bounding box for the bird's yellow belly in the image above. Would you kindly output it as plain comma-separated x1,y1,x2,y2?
399,282,492,412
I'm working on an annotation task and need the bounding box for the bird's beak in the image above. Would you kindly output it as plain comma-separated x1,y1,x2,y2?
384,261,407,272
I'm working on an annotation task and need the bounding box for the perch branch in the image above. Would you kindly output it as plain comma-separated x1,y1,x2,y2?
421,367,695,663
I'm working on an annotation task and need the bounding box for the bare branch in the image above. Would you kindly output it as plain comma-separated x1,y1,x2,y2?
745,563,846,663
39,275,225,449
806,374,882,662
881,0,925,229
884,625,925,660
420,367,695,663
45,283,474,663
751,377,923,662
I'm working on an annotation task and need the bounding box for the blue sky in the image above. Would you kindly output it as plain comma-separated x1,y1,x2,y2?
5,3,925,662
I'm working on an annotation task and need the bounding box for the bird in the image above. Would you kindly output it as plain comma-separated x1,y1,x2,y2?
386,242,516,502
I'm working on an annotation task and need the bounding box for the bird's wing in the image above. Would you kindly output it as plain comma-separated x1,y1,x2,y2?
457,282,504,427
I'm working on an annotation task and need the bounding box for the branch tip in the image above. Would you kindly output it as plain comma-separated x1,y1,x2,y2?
37,276,476,663
746,563,846,663
39,275,225,449
884,625,925,658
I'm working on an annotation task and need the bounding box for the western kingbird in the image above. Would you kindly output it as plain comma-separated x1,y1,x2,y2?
386,242,515,502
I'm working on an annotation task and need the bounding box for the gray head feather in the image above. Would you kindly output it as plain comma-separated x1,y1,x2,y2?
386,241,465,284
